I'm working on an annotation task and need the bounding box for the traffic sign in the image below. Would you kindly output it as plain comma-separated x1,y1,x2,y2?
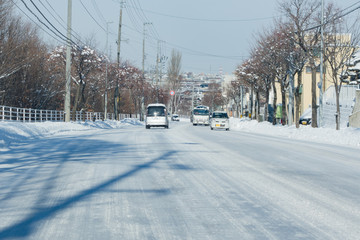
170,90,175,96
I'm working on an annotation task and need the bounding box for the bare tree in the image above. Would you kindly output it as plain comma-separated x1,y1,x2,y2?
323,4,360,130
235,59,262,119
226,80,243,118
202,82,225,112
280,0,322,127
0,1,26,81
0,2,58,109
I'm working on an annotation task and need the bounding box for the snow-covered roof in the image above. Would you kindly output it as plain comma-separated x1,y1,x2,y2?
348,61,360,71
349,50,360,66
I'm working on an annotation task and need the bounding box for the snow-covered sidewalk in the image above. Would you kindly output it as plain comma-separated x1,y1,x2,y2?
0,119,142,151
230,118,360,148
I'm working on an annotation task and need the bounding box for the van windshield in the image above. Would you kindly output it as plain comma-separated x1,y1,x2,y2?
147,106,166,116
193,109,209,116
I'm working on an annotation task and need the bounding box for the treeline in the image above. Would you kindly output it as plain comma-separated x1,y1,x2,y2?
229,0,360,129
0,1,168,116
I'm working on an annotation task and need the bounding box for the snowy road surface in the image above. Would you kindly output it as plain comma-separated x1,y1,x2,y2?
1,120,360,239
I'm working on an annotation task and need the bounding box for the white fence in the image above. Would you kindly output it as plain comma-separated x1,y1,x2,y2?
0,105,139,122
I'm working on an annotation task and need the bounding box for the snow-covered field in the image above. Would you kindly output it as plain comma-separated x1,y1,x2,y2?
0,118,359,239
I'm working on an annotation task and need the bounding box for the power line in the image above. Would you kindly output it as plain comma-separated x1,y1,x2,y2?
91,0,107,24
11,0,68,45
125,3,279,23
304,1,360,32
28,0,77,46
132,0,160,39
41,0,84,44
126,0,160,41
79,0,107,33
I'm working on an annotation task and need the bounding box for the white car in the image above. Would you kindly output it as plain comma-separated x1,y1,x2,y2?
171,114,180,121
210,111,230,131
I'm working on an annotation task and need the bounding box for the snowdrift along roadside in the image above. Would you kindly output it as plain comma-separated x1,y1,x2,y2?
0,119,143,151
0,118,359,151
230,118,360,148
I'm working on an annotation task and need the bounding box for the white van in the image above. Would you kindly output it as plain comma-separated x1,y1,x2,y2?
145,103,169,129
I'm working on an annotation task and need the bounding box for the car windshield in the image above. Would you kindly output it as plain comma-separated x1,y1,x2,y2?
212,112,228,118
147,106,165,116
193,109,209,115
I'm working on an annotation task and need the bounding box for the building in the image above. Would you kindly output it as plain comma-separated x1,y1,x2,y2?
272,33,358,126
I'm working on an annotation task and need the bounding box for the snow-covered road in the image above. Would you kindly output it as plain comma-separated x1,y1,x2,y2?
0,120,359,239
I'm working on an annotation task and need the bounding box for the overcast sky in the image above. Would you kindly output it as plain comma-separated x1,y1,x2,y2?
14,0,360,74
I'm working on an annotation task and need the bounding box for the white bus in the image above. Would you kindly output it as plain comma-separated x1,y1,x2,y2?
191,106,210,126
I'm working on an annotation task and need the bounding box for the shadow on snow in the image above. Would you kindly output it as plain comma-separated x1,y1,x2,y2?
0,133,177,239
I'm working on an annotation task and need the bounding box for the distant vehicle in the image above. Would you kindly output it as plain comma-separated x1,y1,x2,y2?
171,114,180,121
210,111,230,130
192,106,210,126
299,107,312,125
145,103,169,129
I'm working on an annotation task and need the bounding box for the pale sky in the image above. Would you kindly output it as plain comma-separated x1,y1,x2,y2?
14,0,360,74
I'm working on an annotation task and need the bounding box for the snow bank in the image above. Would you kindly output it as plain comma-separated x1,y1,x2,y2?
230,118,360,147
0,119,143,151
1,118,359,151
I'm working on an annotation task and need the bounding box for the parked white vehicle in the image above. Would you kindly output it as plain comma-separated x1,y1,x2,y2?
210,111,230,131
145,104,169,129
171,114,180,121
192,106,210,126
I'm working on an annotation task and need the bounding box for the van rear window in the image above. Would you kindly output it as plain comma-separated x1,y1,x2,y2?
147,107,165,116
212,112,228,118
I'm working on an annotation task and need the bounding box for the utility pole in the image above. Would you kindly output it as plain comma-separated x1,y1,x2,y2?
141,22,151,121
288,37,296,126
288,71,294,125
114,1,124,120
319,0,325,127
104,22,112,120
117,1,124,64
64,0,72,122
156,41,160,85
156,40,160,102
240,85,243,118
191,82,194,110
